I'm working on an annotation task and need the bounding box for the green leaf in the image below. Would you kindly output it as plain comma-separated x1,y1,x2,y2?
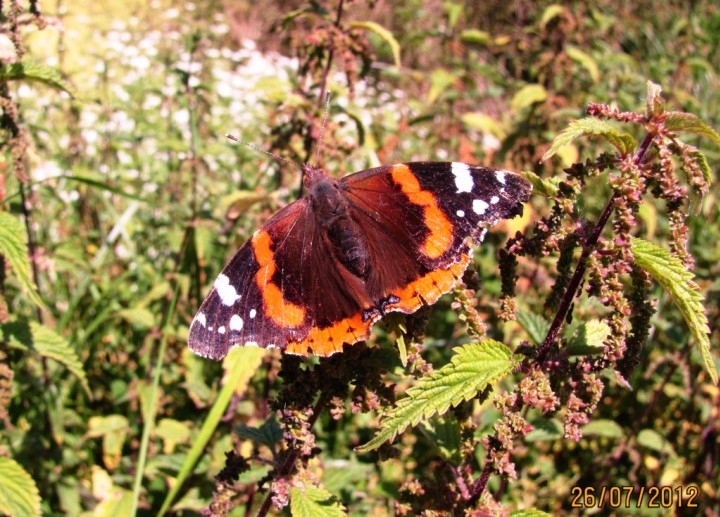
461,112,506,139
158,346,265,516
220,190,270,215
581,419,624,438
645,81,665,118
63,175,147,202
357,341,518,452
87,415,130,470
118,307,155,329
236,418,283,448
637,429,676,456
516,309,550,345
542,118,637,161
30,322,91,397
539,4,567,28
566,320,610,355
290,486,346,517
0,60,75,97
0,457,41,517
519,171,560,198
155,419,192,454
420,414,462,464
460,29,491,46
566,46,599,83
0,212,44,308
525,418,563,442
631,238,717,384
349,21,401,68
663,111,720,144
427,69,457,105
511,84,548,112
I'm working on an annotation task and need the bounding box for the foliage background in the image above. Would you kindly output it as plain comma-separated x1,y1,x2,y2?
1,0,719,515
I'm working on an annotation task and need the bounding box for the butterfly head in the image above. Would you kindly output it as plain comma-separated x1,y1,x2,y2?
302,163,329,190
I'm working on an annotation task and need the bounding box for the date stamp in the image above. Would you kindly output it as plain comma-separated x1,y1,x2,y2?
570,485,699,509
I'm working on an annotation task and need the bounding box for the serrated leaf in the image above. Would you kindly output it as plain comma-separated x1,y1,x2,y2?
581,419,623,438
519,171,560,198
0,60,75,97
511,84,547,112
236,418,283,447
645,81,665,118
637,429,676,456
686,148,712,185
419,414,462,464
631,238,717,384
290,486,346,517
460,29,491,45
511,510,553,517
0,457,41,517
30,322,91,396
566,46,599,83
542,118,637,161
516,309,551,345
349,21,400,68
0,212,44,308
567,320,610,355
357,341,518,452
664,111,720,144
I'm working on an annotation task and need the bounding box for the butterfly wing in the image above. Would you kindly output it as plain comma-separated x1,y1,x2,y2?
340,162,531,314
188,196,377,359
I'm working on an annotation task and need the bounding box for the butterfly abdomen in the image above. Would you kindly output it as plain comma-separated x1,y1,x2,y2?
310,177,372,279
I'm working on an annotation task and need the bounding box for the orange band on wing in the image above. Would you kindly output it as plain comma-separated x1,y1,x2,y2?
388,253,471,313
251,230,306,327
389,164,453,259
285,312,370,356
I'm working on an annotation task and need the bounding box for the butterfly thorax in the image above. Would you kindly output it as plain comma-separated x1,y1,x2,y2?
307,172,371,280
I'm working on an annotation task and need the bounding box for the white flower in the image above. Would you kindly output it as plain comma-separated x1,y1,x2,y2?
0,34,17,63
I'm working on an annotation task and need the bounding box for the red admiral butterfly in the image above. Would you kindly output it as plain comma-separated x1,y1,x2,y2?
188,161,531,359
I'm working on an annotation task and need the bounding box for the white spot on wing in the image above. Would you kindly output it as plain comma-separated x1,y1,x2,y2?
195,312,207,327
218,326,226,334
495,170,507,185
214,274,241,306
230,314,244,331
451,162,473,193
473,199,489,215
490,195,500,204
249,309,257,319
456,209,465,217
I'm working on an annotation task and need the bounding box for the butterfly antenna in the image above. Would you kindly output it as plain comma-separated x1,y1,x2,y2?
313,91,331,166
226,134,303,171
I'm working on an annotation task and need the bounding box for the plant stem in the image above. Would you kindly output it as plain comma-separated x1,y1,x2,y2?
536,132,655,364
255,395,327,517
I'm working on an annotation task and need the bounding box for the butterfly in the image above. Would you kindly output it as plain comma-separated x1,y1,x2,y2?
188,161,531,359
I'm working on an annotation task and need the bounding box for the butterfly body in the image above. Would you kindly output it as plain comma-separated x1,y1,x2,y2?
189,162,531,359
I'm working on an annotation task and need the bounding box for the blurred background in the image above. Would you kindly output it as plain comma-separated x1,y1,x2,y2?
1,0,719,515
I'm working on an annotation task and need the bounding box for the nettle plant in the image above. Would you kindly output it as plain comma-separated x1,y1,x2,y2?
200,82,717,515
